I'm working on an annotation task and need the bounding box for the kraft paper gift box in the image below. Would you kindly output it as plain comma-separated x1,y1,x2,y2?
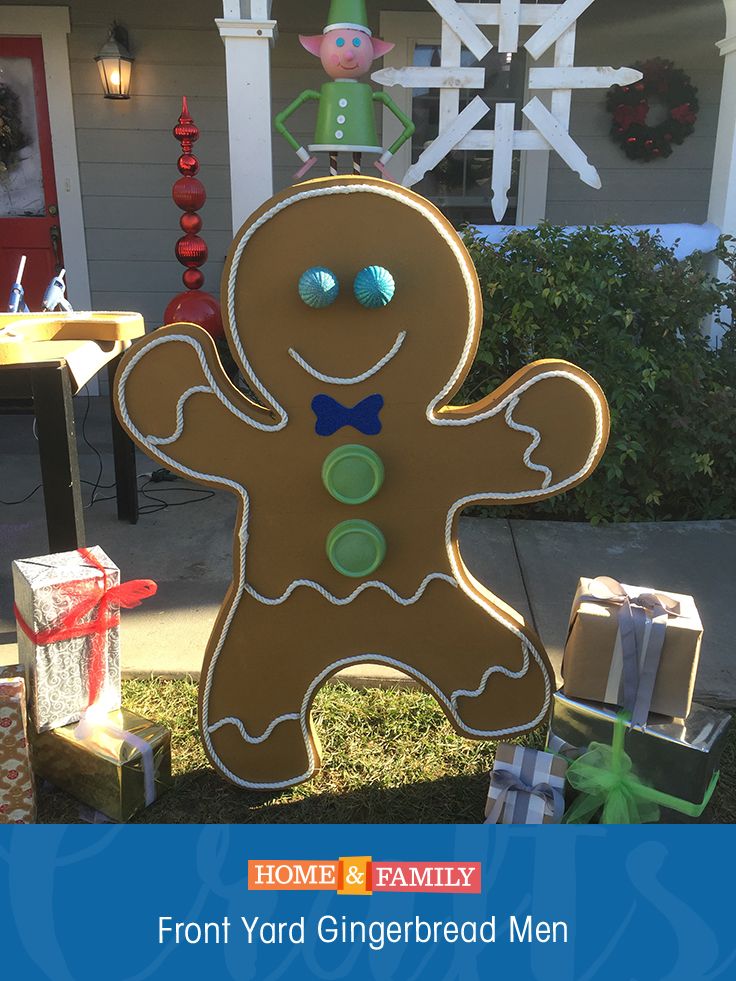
547,691,729,821
12,546,153,733
484,744,567,825
562,576,702,724
0,666,36,824
32,707,173,823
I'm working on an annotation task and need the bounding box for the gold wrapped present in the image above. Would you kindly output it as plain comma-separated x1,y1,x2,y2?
563,577,702,724
32,707,172,822
0,665,36,823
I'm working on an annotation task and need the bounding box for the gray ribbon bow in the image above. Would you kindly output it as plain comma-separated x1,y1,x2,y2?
580,576,681,727
485,770,565,825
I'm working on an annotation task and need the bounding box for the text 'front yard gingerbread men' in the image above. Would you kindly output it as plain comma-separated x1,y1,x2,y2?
115,176,609,789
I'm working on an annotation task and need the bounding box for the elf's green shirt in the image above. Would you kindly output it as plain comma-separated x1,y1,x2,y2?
275,80,415,159
310,81,381,152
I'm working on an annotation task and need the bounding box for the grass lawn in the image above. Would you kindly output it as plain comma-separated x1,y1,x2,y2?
36,679,736,824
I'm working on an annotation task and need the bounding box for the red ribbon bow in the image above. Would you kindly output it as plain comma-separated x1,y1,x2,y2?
14,548,157,707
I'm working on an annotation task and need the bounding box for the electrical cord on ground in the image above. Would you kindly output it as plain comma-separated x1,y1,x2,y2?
2,388,214,513
0,483,43,506
137,473,215,514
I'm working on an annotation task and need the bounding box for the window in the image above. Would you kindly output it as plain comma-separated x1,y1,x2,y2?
379,12,551,229
409,45,526,225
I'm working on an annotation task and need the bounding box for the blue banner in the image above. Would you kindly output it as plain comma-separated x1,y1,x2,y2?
2,825,735,980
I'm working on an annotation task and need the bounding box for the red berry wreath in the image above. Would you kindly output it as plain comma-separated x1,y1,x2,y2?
606,58,699,162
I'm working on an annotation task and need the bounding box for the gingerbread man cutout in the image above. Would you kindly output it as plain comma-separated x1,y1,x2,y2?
115,177,609,790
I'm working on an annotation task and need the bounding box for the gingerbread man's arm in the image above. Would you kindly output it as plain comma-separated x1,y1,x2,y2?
114,323,279,488
434,359,610,504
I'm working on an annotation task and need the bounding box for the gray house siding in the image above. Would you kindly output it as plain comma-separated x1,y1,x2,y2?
545,0,726,225
12,0,230,329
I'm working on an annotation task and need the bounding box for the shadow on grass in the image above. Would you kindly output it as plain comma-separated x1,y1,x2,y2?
37,769,490,825
33,677,736,826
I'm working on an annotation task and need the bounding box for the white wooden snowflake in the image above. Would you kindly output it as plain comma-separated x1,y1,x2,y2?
372,0,643,221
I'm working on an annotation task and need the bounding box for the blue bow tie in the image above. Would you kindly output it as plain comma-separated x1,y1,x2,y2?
311,393,384,436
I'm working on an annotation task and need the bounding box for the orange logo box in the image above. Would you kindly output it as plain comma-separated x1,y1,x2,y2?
248,860,340,890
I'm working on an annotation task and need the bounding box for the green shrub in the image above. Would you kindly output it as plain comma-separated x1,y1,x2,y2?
460,224,736,523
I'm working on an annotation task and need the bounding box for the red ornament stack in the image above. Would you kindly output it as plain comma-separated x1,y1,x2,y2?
164,96,223,338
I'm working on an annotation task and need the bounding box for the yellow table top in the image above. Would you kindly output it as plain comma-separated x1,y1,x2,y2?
0,312,146,391
0,311,145,355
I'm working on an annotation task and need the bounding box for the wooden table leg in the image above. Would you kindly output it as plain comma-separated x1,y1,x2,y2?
31,363,86,552
108,353,139,524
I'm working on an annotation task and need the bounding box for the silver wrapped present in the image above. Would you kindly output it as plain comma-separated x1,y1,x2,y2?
485,744,567,824
12,547,122,732
547,691,730,821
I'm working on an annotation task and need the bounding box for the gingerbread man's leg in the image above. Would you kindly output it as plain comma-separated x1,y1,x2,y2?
199,591,329,789
410,577,552,737
200,577,551,789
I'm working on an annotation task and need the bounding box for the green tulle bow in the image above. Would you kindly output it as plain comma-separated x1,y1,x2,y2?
563,713,719,824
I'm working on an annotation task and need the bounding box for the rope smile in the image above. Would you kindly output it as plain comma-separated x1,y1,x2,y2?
288,330,406,385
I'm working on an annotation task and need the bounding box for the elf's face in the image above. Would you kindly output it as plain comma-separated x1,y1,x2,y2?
299,31,394,80
319,29,375,79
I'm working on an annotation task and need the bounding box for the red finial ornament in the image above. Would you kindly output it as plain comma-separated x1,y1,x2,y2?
164,96,223,338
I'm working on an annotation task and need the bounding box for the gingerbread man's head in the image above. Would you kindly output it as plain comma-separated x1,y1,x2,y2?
222,176,483,421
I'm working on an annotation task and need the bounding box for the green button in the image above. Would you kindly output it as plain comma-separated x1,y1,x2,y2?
322,444,384,505
326,519,387,578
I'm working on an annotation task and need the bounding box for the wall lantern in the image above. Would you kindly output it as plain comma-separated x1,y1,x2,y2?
95,23,134,99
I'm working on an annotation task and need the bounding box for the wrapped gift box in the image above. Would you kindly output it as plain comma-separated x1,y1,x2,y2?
563,577,702,722
32,707,173,823
12,547,122,732
0,666,36,824
485,744,567,824
547,691,730,821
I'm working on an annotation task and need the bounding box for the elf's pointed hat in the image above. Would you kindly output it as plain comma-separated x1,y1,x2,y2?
324,0,372,36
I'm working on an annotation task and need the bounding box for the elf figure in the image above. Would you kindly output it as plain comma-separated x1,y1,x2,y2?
275,0,415,182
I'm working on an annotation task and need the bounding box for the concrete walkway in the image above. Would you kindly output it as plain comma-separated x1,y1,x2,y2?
2,398,735,706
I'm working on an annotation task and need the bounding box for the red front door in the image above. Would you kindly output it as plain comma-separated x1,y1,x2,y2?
0,35,63,311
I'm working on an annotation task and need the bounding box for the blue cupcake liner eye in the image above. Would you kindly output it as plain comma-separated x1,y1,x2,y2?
336,37,345,47
299,267,340,309
354,266,395,309
352,37,361,47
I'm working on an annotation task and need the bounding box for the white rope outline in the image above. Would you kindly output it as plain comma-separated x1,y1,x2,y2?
122,333,287,433
441,369,605,500
148,385,212,446
505,397,552,489
244,572,456,606
287,330,407,386
117,182,608,789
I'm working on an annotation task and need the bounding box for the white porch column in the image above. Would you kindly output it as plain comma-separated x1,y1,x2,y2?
706,0,736,339
216,1,277,233
709,1,736,238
